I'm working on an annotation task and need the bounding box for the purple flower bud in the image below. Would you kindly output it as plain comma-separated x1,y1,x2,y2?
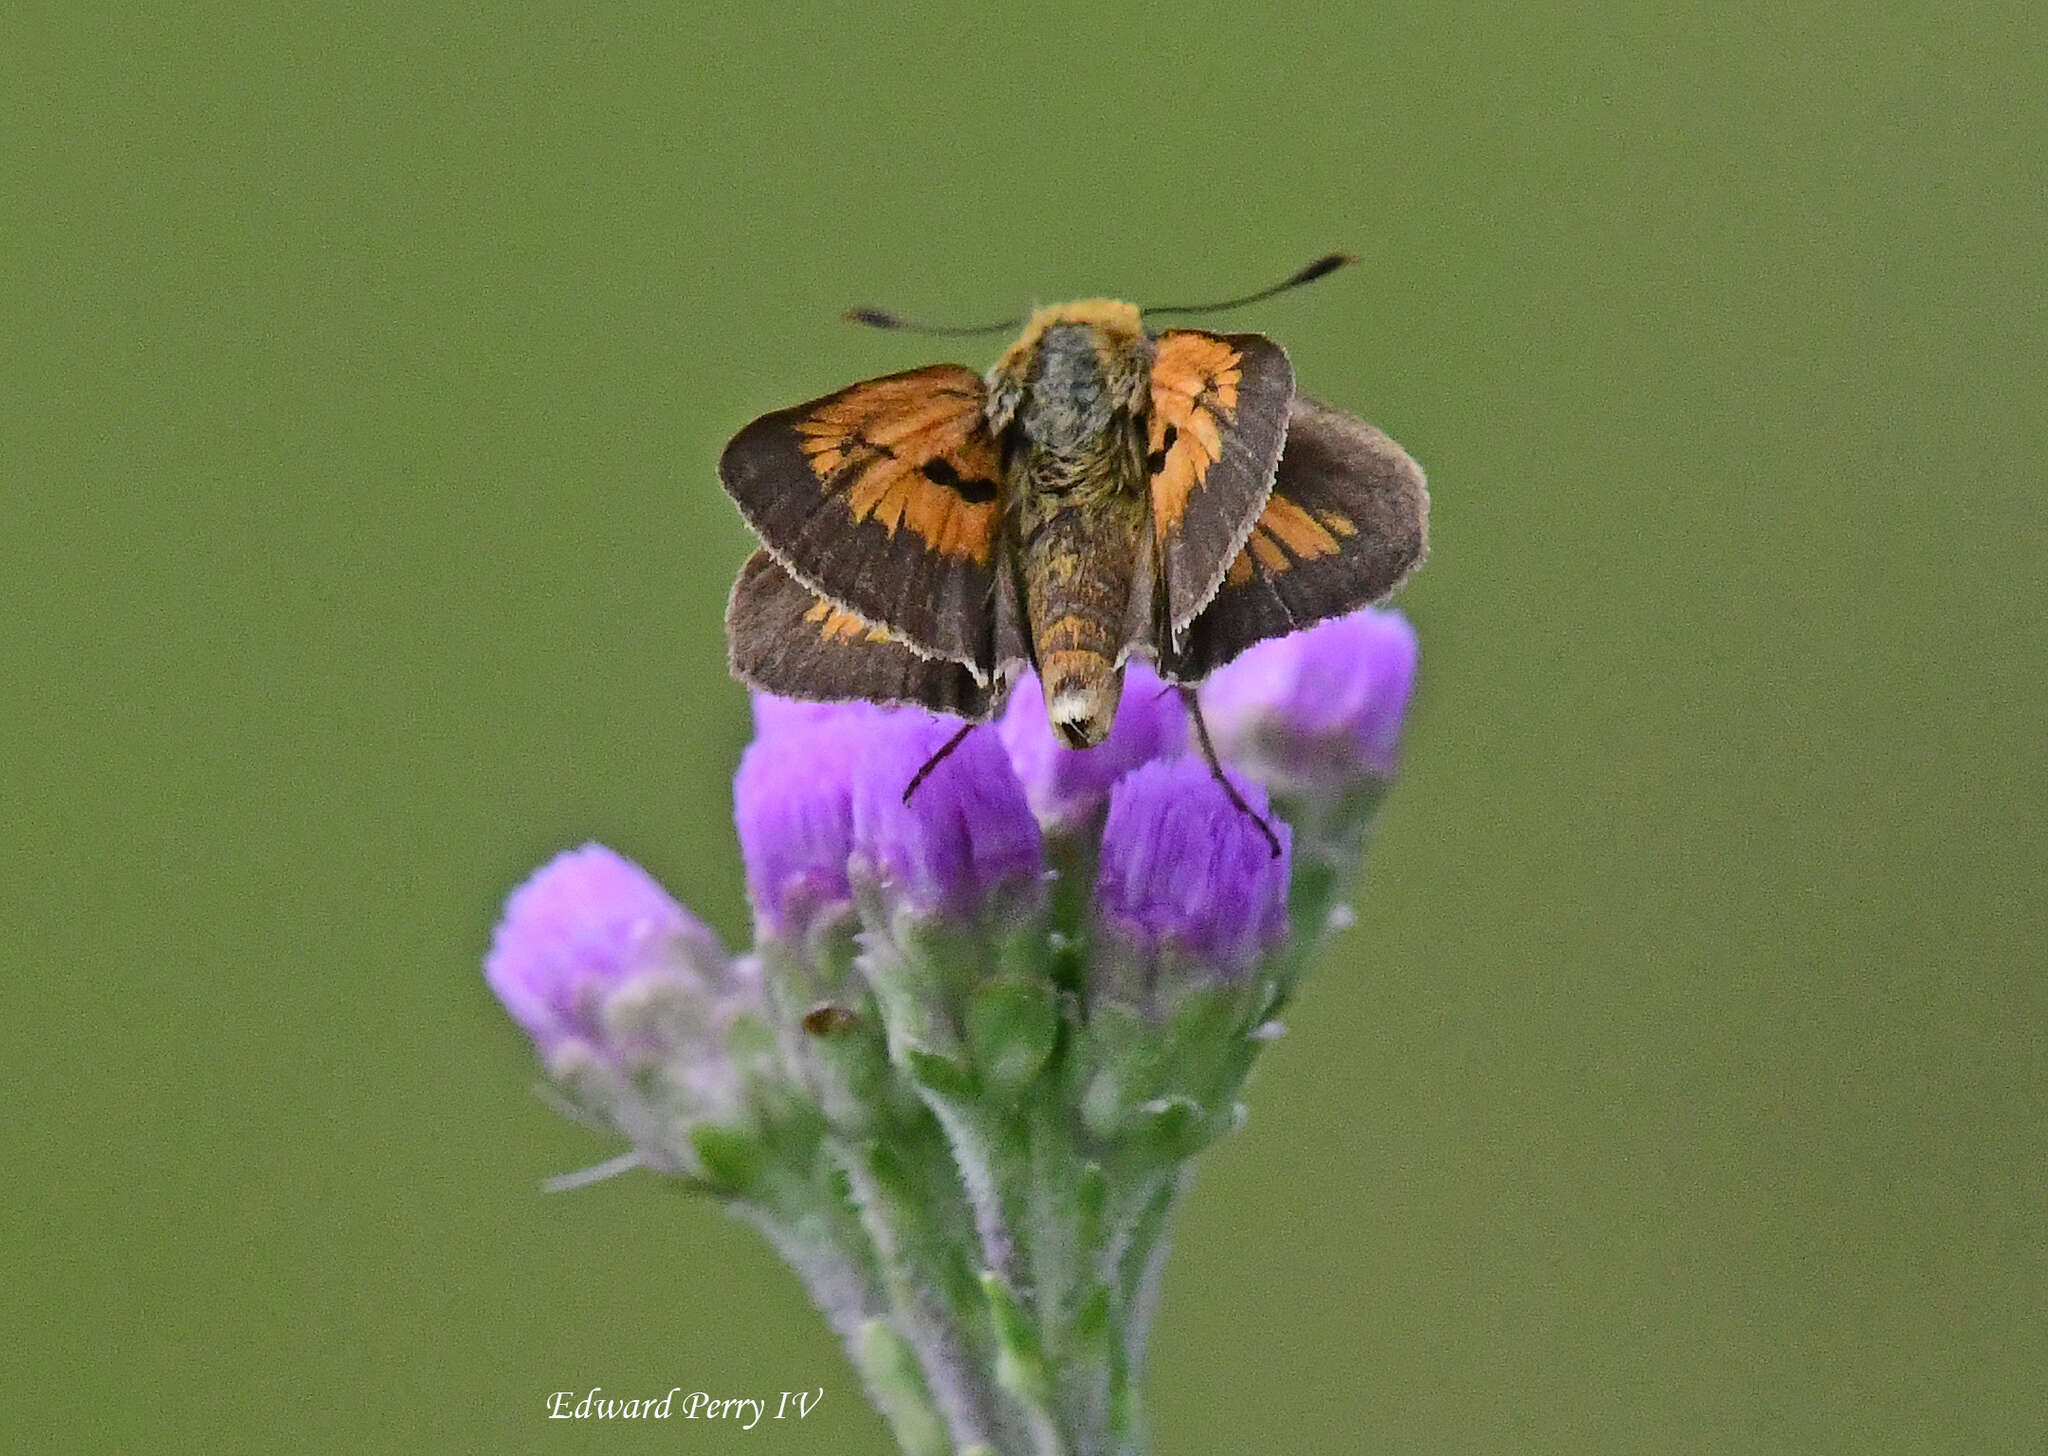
1197,609,1419,795
1092,758,1292,990
849,715,1044,920
998,661,1190,835
750,691,853,740
484,843,729,1061
734,695,885,938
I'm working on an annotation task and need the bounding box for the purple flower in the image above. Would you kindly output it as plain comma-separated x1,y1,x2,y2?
750,692,851,739
998,661,1190,835
484,843,729,1060
1092,758,1292,992
1198,608,1419,794
849,714,1044,920
734,695,885,938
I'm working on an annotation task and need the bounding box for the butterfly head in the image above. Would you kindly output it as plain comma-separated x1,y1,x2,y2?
996,299,1145,364
986,299,1153,443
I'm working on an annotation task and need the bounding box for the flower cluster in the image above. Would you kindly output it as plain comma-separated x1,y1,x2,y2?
484,610,1419,1456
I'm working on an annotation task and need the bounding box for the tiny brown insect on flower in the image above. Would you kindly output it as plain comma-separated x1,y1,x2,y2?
800,1004,863,1038
718,256,1428,845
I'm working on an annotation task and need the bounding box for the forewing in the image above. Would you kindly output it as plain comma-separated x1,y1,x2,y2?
726,550,1002,720
1156,394,1428,682
1147,330,1296,635
720,365,1003,664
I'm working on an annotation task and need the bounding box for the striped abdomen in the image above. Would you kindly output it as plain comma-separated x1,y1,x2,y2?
1021,502,1142,748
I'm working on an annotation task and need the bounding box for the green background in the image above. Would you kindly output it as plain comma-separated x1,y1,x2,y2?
6,3,2041,1451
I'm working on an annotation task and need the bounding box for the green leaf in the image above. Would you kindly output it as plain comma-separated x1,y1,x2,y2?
686,1123,765,1195
1131,1095,1205,1159
980,1271,1053,1410
854,1320,951,1456
901,1046,978,1100
1077,1005,1156,1141
965,977,1060,1102
1073,1281,1112,1356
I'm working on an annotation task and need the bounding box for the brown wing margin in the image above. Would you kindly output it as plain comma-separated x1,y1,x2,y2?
719,365,1004,667
1146,330,1296,637
1156,394,1428,682
726,550,1003,720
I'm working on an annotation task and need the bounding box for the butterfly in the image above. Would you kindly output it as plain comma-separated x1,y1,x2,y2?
719,256,1428,784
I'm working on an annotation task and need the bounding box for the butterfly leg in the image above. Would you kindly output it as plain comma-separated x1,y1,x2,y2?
902,720,978,805
1180,687,1283,859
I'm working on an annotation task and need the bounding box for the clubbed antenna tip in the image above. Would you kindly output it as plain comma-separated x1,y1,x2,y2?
1142,252,1359,320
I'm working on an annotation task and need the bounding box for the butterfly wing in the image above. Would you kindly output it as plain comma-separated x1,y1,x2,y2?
1146,329,1297,637
1156,394,1428,681
720,365,1004,667
726,550,1003,720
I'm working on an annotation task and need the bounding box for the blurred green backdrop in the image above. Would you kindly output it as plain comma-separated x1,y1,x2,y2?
5,3,2042,1452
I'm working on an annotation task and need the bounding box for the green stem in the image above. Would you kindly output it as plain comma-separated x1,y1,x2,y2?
1026,1100,1116,1453
920,1087,1029,1283
732,1160,963,1456
1105,1164,1192,1401
834,1130,1021,1454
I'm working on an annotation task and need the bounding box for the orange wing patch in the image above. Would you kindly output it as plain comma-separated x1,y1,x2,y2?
802,596,895,645
1142,330,1295,633
793,369,1002,564
1147,332,1245,543
726,550,1002,719
1159,393,1427,683
720,364,1006,667
1225,494,1357,582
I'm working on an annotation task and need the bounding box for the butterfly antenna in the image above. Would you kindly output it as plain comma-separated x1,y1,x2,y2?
1141,252,1357,321
843,306,1025,338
